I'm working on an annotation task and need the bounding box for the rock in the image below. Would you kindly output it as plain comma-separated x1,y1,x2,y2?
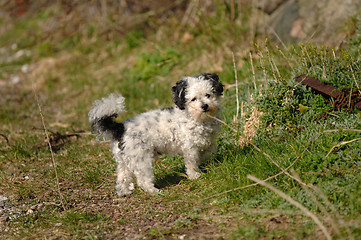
259,0,361,45
298,0,360,44
0,195,8,207
268,0,299,42
256,0,288,14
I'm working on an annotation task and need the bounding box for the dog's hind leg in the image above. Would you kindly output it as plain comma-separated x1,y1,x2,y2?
112,142,134,196
132,153,160,194
115,161,134,196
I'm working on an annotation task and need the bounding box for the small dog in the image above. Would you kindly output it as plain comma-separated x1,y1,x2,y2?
88,73,223,196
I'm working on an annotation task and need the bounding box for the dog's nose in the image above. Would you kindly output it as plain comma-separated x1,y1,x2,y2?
201,104,209,112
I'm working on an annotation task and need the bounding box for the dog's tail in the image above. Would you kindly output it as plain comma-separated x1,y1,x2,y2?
88,93,126,141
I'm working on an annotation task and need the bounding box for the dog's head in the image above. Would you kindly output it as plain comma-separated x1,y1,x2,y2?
172,73,223,121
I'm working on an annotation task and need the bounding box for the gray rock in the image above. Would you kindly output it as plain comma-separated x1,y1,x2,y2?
259,0,361,44
298,0,361,44
256,0,288,14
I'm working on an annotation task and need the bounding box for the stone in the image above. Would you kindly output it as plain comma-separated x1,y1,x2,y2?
0,195,8,207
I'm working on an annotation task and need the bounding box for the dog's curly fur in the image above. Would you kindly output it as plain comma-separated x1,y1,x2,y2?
88,73,223,196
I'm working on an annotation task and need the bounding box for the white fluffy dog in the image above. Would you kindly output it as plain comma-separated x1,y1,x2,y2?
88,73,223,196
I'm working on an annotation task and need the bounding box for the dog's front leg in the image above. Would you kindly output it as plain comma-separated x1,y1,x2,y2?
183,150,201,179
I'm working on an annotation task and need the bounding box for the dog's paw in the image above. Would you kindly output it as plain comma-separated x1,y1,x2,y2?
146,186,161,195
115,184,134,197
187,171,201,180
116,188,133,197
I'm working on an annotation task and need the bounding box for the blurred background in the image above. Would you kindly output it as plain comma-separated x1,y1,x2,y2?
2,0,360,45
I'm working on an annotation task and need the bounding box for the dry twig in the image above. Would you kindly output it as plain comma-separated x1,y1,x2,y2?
0,133,10,145
326,137,361,158
32,86,66,211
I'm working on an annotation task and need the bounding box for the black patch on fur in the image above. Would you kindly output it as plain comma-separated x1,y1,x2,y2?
91,114,125,141
172,79,188,110
118,140,125,151
196,73,223,96
161,107,175,112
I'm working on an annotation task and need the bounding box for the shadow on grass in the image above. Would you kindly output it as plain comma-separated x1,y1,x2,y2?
155,172,187,189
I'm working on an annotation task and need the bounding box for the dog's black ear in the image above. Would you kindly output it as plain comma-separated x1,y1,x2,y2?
197,73,219,82
172,78,187,110
197,73,223,96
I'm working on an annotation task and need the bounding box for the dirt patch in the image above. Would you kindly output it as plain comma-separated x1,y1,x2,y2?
62,191,227,239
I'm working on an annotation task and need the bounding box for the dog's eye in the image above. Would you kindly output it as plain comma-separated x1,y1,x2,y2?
191,97,197,102
205,94,211,98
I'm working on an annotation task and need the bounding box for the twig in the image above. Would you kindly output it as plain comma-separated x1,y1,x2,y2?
232,52,240,122
32,87,66,211
326,138,361,158
0,133,10,145
248,175,332,240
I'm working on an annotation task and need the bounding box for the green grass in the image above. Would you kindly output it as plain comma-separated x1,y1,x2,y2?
0,2,361,239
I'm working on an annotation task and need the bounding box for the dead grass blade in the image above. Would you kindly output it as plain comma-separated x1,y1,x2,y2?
326,137,361,158
302,46,316,75
258,51,267,88
290,169,341,236
232,52,240,122
247,175,332,240
349,64,361,96
249,52,257,91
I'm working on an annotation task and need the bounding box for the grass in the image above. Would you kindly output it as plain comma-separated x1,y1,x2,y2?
1,2,361,239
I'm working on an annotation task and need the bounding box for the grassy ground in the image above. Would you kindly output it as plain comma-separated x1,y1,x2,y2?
1,2,361,239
